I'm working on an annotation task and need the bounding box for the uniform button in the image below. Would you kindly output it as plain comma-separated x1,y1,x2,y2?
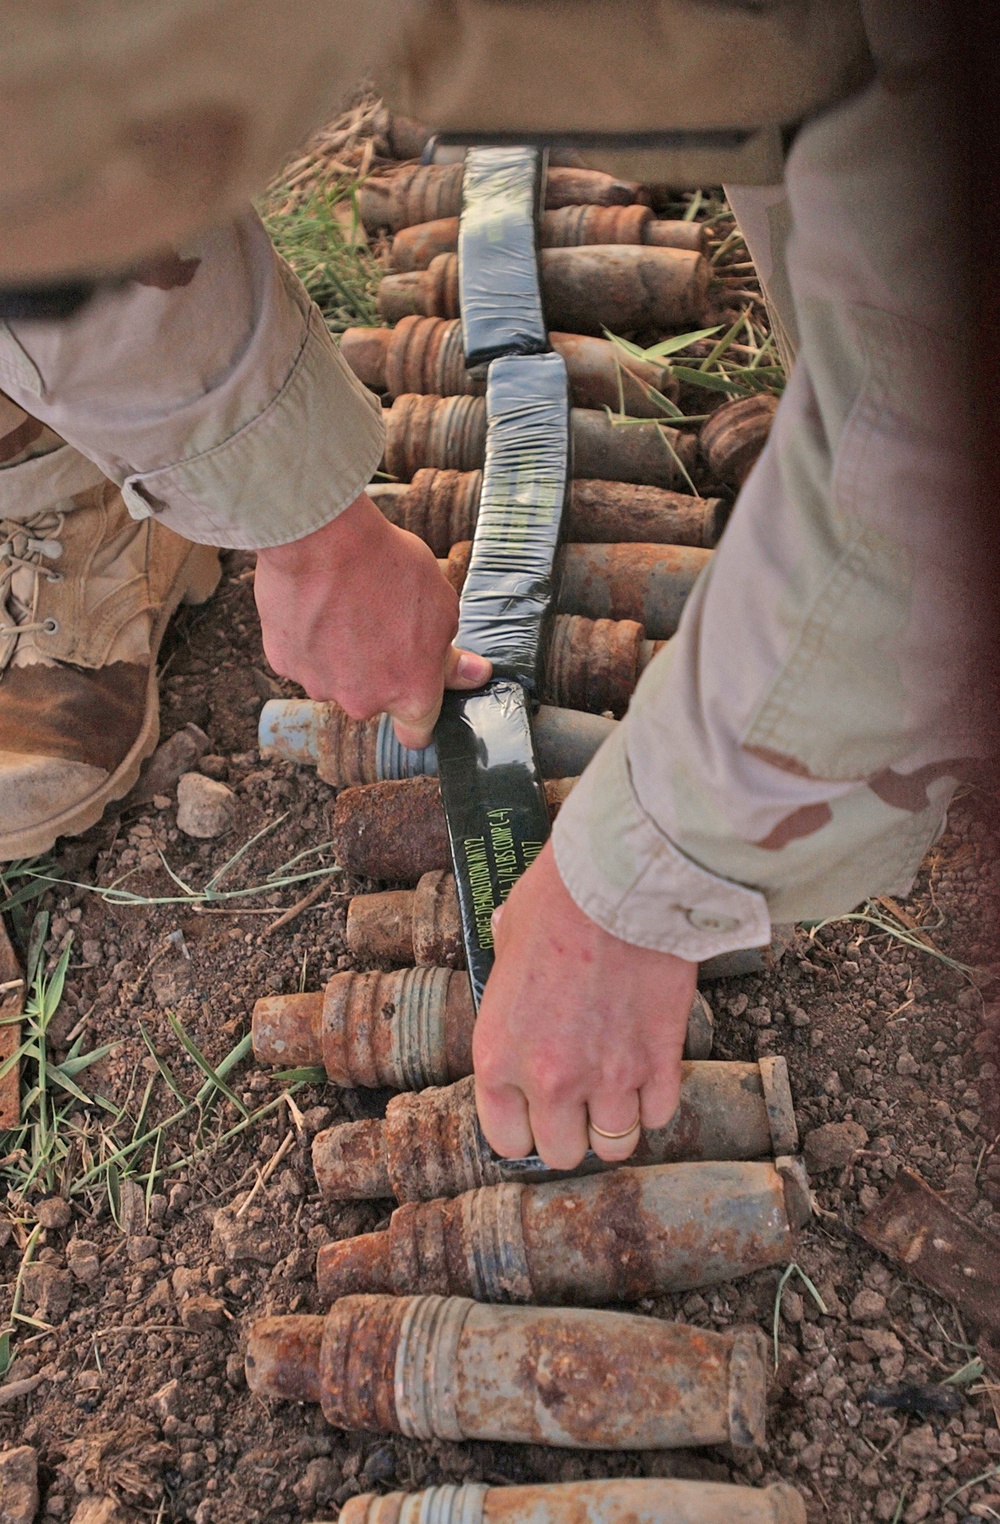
686,909,740,933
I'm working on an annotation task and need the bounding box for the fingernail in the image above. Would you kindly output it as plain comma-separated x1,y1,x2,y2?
456,650,492,685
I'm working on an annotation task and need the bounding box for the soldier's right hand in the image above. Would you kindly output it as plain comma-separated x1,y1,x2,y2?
254,491,492,750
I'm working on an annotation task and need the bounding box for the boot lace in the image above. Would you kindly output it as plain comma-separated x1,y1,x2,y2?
0,512,64,640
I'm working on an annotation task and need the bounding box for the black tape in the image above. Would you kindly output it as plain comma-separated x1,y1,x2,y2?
458,146,548,366
456,351,571,691
436,682,550,1006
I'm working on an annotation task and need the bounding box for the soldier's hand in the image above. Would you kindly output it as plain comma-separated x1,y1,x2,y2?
473,840,698,1170
255,491,491,749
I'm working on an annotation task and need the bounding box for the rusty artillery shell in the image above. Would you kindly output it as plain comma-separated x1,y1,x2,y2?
371,469,725,553
545,614,663,717
348,869,466,969
312,1059,798,1203
337,1477,807,1524
442,540,711,641
701,394,779,488
246,1293,767,1454
345,872,753,1008
260,695,615,788
256,967,713,1089
377,246,710,335
252,964,474,1090
384,394,697,489
316,1156,810,1305
360,164,648,233
341,317,678,417
330,775,575,885
388,208,706,272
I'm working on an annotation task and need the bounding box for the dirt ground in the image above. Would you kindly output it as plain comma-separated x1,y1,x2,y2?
0,550,997,1524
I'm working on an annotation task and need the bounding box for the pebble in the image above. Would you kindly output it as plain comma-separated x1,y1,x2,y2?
849,1288,887,1322
176,772,236,839
804,1120,869,1173
70,1498,124,1524
150,1378,181,1421
132,723,211,805
65,1239,101,1286
0,1445,38,1524
896,1051,920,1077
34,1197,72,1230
22,1263,73,1322
211,1204,281,1266
179,1294,229,1331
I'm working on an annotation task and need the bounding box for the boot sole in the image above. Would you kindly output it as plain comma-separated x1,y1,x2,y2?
0,543,222,861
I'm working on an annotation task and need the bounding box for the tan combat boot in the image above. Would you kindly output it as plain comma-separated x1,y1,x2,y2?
0,467,220,860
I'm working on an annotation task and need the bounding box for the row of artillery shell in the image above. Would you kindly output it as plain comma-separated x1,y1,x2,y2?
330,774,572,884
386,204,708,273
377,246,710,339
344,318,681,417
341,869,789,983
439,539,708,641
369,469,727,555
246,1293,767,1455
358,162,652,234
260,699,615,785
382,392,696,490
335,1476,805,1524
252,966,714,1090
311,1061,798,1202
315,1156,810,1305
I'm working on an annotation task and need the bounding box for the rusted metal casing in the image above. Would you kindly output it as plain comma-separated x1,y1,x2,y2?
544,614,664,717
257,973,713,1091
360,164,648,233
443,540,711,641
384,393,697,489
252,964,474,1090
330,775,575,884
345,871,775,992
700,394,779,488
371,470,725,553
337,1477,806,1524
342,317,679,417
377,247,710,335
246,1293,767,1454
315,1156,810,1304
387,208,707,273
259,695,615,787
312,1059,798,1203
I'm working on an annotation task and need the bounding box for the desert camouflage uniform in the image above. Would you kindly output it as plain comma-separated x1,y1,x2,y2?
0,1,981,956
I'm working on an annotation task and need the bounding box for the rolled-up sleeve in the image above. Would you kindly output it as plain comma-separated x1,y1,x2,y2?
0,210,384,549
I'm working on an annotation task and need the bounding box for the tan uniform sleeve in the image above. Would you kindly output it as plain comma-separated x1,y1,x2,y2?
0,210,384,549
553,74,980,959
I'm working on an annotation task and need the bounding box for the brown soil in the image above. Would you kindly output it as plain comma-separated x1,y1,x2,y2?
1,552,997,1524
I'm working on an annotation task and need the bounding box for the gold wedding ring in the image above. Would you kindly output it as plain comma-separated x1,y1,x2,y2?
588,1111,642,1140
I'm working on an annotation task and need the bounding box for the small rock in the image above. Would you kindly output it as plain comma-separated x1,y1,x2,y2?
22,1263,73,1322
35,1197,72,1231
823,1070,844,1097
861,1328,904,1359
198,755,229,782
80,939,102,965
171,1266,205,1299
150,1378,181,1422
176,772,236,839
293,1458,338,1506
179,1294,229,1331
65,1239,101,1286
126,1235,159,1263
804,1120,869,1173
132,723,211,805
898,1423,946,1474
70,1498,124,1524
850,1288,887,1322
0,1445,38,1524
896,1051,920,1077
211,1205,281,1266
789,1007,811,1027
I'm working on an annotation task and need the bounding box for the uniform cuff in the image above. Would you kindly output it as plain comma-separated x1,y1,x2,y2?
120,310,385,550
552,724,772,961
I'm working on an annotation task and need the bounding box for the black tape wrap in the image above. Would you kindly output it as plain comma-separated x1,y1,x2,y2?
458,146,548,366
457,352,571,692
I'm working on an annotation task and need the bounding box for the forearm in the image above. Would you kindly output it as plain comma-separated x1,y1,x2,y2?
0,210,384,549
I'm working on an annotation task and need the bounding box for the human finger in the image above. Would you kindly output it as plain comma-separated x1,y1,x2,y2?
390,648,492,750
474,1076,535,1159
527,1096,590,1171
585,1088,643,1162
443,646,492,690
